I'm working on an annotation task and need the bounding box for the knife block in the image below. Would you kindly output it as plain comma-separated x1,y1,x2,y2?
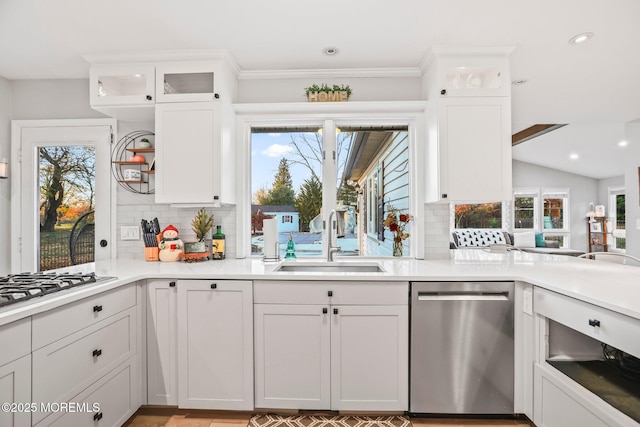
145,247,159,261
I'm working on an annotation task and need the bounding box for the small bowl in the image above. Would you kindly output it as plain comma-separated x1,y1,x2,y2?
138,139,152,149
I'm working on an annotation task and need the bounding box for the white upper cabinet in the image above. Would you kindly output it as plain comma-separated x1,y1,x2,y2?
156,62,219,103
89,64,156,106
424,47,514,202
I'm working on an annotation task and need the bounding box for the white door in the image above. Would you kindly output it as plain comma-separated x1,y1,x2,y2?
331,305,409,411
177,280,253,410
13,121,114,272
254,304,331,409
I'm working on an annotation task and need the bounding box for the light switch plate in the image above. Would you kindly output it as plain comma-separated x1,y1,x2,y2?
121,226,140,240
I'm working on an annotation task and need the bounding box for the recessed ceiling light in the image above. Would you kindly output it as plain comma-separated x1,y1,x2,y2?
618,140,628,147
322,47,340,56
569,32,594,45
512,79,529,86
569,153,579,160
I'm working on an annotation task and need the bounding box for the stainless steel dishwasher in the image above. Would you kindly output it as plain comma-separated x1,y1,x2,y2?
410,281,514,414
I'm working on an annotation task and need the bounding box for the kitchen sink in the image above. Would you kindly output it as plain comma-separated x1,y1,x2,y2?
274,261,385,273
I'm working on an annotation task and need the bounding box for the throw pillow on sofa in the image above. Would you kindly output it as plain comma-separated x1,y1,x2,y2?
535,232,546,247
513,231,536,248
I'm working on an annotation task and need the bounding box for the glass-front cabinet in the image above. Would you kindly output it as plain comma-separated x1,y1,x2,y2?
89,64,155,106
155,62,217,103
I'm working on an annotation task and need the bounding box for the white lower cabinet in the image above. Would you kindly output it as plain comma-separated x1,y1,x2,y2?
146,280,178,405
533,288,640,426
254,304,331,409
254,281,408,411
38,358,138,427
177,280,253,410
0,354,31,427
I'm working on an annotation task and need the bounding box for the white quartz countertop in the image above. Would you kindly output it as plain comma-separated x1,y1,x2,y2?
2,250,640,325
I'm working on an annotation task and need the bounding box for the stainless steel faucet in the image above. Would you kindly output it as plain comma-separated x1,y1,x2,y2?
326,209,341,262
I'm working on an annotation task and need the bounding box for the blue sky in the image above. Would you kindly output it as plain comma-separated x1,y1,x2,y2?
250,132,318,199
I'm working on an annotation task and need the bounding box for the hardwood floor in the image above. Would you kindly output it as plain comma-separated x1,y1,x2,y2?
123,408,535,427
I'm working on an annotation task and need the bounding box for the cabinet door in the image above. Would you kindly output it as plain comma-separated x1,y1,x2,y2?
89,64,155,106
437,97,511,202
177,280,253,410
254,304,331,410
146,280,178,405
156,62,218,103
330,305,408,411
0,355,31,427
155,102,221,204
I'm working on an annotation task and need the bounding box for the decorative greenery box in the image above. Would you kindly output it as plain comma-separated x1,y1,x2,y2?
305,84,352,102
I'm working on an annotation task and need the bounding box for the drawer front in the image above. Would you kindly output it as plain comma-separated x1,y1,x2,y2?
39,361,136,427
0,318,30,366
254,281,407,305
32,308,135,424
33,285,136,350
535,288,640,358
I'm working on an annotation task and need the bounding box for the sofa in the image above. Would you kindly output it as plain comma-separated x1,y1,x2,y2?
451,229,585,256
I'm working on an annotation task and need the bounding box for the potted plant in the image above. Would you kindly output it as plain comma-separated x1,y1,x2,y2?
190,208,214,254
304,83,352,102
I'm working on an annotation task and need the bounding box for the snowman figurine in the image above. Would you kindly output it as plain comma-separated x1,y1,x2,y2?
159,224,183,262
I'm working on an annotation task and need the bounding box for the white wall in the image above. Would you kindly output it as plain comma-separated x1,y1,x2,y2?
512,160,598,252
238,76,423,103
0,76,11,274
597,175,624,208
624,120,640,258
11,79,106,120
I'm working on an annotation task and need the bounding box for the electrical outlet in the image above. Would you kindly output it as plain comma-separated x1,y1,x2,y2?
121,226,140,241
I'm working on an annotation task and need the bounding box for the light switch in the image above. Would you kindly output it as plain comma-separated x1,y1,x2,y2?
121,226,140,240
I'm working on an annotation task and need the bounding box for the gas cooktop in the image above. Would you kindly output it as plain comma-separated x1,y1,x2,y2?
0,272,114,308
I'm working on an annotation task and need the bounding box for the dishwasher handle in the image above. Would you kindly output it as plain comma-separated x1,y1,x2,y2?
417,291,509,301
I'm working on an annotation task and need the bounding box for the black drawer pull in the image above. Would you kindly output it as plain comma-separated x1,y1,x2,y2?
169,281,176,287
93,411,103,421
333,308,339,315
588,319,601,327
328,290,333,297
322,307,328,314
211,283,217,289
92,349,102,357
93,305,103,313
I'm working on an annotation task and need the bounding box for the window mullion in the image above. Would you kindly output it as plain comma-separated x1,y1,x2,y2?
321,120,337,256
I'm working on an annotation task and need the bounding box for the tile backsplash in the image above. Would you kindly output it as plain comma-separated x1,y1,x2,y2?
423,202,450,259
116,199,236,260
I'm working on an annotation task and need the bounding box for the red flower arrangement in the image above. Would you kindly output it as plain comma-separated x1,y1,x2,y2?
383,205,413,256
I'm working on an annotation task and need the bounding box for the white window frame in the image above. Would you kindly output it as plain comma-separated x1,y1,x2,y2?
608,186,625,252
513,188,539,231
234,102,427,259
541,188,570,248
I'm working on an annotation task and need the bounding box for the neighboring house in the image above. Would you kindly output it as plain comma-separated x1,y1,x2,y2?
252,205,299,233
342,130,410,256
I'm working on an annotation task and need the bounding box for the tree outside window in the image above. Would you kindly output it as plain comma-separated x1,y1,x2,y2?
454,202,502,228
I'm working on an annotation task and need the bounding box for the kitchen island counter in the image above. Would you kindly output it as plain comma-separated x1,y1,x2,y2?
1,250,639,325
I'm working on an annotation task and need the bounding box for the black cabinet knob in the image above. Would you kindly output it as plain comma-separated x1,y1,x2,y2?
100,239,108,247
333,308,339,315
328,290,333,297
441,89,447,95
93,305,103,313
322,307,328,314
169,281,176,287
93,412,103,421
211,283,217,289
441,193,448,199
92,349,102,357
146,95,152,101
588,319,601,327
214,93,220,99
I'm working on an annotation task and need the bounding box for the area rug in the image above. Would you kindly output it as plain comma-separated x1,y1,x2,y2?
248,414,411,427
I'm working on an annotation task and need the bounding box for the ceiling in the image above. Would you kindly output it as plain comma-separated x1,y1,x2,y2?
1,0,639,179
